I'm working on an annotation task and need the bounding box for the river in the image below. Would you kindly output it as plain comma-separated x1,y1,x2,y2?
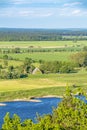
0,96,87,128
0,97,62,127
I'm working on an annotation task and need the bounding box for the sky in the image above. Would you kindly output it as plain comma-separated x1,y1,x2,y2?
0,0,87,28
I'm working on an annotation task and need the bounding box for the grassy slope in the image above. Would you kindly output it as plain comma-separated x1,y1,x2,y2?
0,72,87,92
0,71,87,101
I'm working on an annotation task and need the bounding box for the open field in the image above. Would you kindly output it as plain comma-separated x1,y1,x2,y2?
0,41,86,48
0,72,87,92
0,71,87,101
0,59,22,66
0,40,85,62
0,40,87,101
0,52,75,62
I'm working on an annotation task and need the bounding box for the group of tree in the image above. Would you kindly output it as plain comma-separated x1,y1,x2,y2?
0,58,35,79
1,50,87,79
1,28,87,41
1,88,87,130
0,46,82,55
40,61,76,74
70,51,87,67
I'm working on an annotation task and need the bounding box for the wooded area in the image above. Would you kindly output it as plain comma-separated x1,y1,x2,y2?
1,28,87,41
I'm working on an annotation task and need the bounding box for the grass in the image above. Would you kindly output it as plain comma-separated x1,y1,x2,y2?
0,52,75,62
0,59,22,66
0,41,86,48
0,71,87,101
0,74,67,92
0,40,85,62
0,87,66,101
0,40,87,101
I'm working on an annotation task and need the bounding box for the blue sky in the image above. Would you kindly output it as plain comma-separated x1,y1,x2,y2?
0,0,87,28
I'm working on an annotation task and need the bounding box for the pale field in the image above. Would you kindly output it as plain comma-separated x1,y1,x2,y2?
0,41,86,48
0,72,87,93
0,59,22,66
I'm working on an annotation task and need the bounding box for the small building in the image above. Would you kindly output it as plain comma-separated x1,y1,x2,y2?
32,67,42,74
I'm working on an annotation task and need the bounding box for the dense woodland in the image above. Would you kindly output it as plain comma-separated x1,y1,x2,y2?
1,28,87,41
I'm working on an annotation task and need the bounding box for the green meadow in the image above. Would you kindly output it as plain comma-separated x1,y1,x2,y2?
0,52,74,61
0,40,86,48
0,40,87,101
0,71,87,101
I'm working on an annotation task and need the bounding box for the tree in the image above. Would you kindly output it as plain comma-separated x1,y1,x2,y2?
70,52,87,67
8,66,14,72
12,48,20,53
3,55,8,60
52,88,87,130
2,113,21,130
3,60,8,67
83,54,87,67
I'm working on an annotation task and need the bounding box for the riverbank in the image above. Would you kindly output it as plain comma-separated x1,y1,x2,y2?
0,85,85,102
0,103,6,106
0,86,66,102
0,95,63,104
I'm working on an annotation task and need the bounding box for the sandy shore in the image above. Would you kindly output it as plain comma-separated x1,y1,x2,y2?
0,103,6,106
0,95,63,103
41,95,63,98
13,98,41,102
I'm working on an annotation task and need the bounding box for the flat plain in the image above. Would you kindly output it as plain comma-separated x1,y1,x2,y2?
0,40,87,101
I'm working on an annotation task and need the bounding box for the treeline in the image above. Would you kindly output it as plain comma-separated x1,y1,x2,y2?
40,61,76,74
1,28,87,41
1,89,87,130
39,51,87,74
0,47,82,55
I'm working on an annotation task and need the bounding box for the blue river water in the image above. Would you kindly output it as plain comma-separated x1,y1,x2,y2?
0,97,62,127
0,96,87,128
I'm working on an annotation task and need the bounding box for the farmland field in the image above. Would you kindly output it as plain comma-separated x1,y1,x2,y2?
0,40,86,48
0,40,87,101
0,71,87,101
0,52,74,61
0,40,86,62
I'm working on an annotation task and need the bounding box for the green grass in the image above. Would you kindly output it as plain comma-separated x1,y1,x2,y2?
0,59,22,66
0,40,86,48
0,87,66,101
0,52,75,62
0,40,85,62
0,40,87,101
0,71,87,101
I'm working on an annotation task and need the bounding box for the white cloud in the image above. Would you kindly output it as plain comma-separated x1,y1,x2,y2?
59,7,87,17
0,0,87,18
12,0,31,5
18,9,53,17
63,2,82,7
12,0,59,4
71,9,81,15
0,8,53,18
19,10,33,16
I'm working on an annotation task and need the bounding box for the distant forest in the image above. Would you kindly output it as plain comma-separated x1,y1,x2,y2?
1,28,87,41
